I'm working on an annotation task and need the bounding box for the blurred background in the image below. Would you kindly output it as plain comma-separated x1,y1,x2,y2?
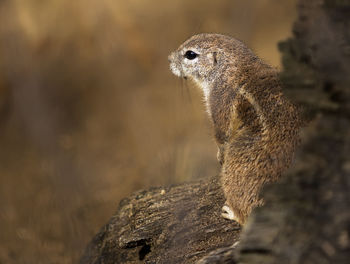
0,0,297,263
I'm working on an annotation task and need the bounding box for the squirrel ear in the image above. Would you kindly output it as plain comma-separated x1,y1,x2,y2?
213,52,218,65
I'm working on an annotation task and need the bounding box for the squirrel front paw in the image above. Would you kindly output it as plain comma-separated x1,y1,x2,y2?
221,205,237,221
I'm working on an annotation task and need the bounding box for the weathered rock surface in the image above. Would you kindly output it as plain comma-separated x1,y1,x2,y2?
80,177,240,264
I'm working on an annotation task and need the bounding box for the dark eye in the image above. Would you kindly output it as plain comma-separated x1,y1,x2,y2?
184,50,198,60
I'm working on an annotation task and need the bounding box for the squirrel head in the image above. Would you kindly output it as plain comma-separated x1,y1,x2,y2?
168,33,256,99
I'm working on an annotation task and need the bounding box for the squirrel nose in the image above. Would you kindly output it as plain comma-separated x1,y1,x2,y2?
168,53,175,62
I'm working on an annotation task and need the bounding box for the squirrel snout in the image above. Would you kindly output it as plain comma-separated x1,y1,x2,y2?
168,53,175,63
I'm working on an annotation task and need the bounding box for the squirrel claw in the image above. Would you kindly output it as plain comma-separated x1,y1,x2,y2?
221,205,236,221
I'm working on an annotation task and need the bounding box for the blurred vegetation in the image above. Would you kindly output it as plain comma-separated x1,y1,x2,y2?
0,0,296,263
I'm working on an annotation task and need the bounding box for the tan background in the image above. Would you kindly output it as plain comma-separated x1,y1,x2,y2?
0,0,296,263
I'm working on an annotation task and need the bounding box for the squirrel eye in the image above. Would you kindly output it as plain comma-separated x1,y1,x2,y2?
184,50,198,60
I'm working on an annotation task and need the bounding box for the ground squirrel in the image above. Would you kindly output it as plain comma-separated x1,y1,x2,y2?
168,33,301,225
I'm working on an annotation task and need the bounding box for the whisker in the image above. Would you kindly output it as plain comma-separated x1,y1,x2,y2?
184,79,192,105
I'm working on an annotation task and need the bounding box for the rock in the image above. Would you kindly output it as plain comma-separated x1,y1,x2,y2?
80,176,240,264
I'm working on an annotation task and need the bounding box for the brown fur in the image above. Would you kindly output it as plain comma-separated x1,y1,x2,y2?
169,33,301,225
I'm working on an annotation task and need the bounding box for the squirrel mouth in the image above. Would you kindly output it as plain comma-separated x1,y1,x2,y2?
169,62,181,77
169,62,188,80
